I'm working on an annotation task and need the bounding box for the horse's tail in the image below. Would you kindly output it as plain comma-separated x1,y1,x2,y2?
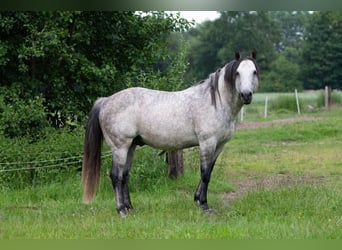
82,98,106,204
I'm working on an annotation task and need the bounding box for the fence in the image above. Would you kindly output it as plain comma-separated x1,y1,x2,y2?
239,87,341,122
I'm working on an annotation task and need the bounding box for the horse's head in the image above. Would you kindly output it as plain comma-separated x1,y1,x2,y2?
226,50,259,105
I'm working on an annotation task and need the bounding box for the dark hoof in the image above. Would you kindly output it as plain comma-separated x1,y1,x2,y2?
125,204,134,211
203,207,214,215
196,201,214,214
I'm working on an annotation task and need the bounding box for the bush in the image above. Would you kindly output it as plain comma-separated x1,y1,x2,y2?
0,91,49,141
0,128,84,189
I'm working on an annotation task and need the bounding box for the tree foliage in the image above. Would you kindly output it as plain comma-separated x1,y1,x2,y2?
269,11,310,51
183,11,342,92
261,49,302,92
185,11,281,83
0,11,191,131
301,11,342,89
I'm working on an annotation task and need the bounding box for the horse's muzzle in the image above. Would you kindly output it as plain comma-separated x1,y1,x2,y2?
240,91,253,104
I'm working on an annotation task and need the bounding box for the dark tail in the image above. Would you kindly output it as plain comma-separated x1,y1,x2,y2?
82,99,105,204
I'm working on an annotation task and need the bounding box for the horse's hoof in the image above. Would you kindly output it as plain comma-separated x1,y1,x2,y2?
117,207,128,218
127,207,135,214
119,210,127,218
199,203,214,215
203,208,214,215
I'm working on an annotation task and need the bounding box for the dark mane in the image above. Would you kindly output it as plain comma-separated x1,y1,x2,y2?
194,69,221,108
209,69,221,108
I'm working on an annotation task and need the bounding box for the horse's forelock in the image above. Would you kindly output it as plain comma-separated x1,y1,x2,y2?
224,57,258,85
224,59,240,85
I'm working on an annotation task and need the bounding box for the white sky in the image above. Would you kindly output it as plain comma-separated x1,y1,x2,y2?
171,11,221,24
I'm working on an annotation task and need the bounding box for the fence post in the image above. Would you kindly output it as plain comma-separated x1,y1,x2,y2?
325,85,331,111
295,89,301,115
240,106,244,122
264,95,268,118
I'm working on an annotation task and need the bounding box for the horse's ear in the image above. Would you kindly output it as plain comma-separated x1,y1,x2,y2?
251,49,257,59
235,51,241,60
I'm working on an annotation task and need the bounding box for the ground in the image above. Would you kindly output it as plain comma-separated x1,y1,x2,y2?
222,174,326,201
223,116,324,200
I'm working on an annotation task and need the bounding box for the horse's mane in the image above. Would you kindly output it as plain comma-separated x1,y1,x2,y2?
208,69,221,108
194,69,221,108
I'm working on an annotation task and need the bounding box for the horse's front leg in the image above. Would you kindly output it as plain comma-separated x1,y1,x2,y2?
194,150,216,212
194,143,224,213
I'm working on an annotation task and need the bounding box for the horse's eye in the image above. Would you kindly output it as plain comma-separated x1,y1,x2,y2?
235,72,240,76
253,70,258,75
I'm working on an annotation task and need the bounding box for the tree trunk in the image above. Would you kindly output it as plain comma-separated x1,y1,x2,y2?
166,150,184,178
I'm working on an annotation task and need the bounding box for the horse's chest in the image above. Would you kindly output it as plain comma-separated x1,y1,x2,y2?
220,121,236,143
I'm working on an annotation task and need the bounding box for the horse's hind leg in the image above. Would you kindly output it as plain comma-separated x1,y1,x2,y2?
122,145,136,211
110,145,132,217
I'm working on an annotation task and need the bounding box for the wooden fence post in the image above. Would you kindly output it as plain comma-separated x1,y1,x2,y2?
325,85,331,111
295,89,301,115
240,106,244,122
264,95,268,118
166,150,184,178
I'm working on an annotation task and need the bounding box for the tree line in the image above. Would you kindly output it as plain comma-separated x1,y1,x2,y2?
0,11,342,139
184,11,342,92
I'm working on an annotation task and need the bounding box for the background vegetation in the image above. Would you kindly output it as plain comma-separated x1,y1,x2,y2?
0,11,191,131
184,11,342,92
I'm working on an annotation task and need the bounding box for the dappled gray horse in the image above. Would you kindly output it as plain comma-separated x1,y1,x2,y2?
82,51,259,217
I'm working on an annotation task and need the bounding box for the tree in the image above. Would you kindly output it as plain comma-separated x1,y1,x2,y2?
301,11,342,90
269,11,310,51
261,50,302,92
184,11,281,83
0,11,191,128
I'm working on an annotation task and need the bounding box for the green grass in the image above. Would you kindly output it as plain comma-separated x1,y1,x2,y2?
1,108,342,239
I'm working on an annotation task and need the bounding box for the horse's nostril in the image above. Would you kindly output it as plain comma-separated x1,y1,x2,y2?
241,92,252,98
240,91,253,104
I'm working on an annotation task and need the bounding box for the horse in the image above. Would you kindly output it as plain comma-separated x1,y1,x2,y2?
82,50,259,217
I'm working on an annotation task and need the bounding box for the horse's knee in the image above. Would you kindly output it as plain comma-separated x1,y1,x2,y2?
200,167,212,184
110,166,118,182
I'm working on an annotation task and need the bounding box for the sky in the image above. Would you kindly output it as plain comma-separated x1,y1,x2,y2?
171,11,221,24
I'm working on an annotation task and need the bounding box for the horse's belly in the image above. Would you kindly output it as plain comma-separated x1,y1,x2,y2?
139,127,198,150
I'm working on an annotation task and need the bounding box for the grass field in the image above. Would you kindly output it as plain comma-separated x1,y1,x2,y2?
1,104,342,239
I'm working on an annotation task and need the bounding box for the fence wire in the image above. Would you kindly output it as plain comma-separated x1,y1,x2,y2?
0,151,112,173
